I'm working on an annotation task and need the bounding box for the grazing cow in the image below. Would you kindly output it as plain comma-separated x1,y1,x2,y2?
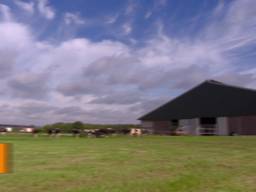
80,128,131,138
130,128,142,136
71,129,81,137
0,128,7,135
54,128,61,137
105,128,116,135
47,128,61,137
90,129,104,138
117,128,130,135
47,128,54,136
92,128,118,138
32,129,39,137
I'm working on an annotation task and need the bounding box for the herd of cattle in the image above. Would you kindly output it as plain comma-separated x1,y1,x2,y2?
0,127,145,137
47,128,143,137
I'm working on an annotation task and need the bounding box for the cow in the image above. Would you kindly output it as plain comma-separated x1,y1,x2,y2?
130,128,142,136
32,129,40,137
54,128,61,137
71,129,81,137
47,128,61,137
47,128,54,137
116,128,130,135
0,128,7,135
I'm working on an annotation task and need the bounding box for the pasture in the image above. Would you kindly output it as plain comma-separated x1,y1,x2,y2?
0,135,255,192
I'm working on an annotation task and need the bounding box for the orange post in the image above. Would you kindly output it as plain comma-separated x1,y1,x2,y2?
0,144,11,174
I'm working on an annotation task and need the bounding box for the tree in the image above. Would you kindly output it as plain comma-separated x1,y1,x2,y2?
72,121,84,130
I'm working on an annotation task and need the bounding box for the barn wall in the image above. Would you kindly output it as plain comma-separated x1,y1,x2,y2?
228,116,256,135
141,121,153,129
141,121,172,134
142,119,200,135
141,121,154,134
141,116,256,136
217,117,229,135
179,119,199,135
152,121,172,134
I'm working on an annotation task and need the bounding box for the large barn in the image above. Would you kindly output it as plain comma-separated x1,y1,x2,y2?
139,80,256,136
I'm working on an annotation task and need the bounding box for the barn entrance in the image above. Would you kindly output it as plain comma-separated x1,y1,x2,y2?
199,117,217,135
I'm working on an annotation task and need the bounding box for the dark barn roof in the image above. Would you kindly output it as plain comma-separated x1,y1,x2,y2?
139,80,256,121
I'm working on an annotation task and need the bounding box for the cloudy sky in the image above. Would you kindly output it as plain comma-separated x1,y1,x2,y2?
0,0,255,125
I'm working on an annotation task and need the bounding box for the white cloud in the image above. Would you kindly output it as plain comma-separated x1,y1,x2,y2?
64,12,85,25
125,1,136,16
122,22,132,35
145,11,152,19
37,0,55,19
0,22,32,50
8,72,50,99
0,3,12,21
14,0,34,14
0,0,255,124
105,14,119,24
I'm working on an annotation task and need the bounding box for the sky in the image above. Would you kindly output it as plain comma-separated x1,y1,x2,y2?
0,0,255,125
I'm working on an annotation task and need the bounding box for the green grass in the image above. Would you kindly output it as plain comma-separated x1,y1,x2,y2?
0,135,255,192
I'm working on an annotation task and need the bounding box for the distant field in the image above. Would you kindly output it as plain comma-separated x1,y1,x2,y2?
0,135,255,192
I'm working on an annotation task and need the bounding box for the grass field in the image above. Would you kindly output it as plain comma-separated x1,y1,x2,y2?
0,135,255,192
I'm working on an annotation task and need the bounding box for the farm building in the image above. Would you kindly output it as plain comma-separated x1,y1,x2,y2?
139,80,256,136
0,124,35,133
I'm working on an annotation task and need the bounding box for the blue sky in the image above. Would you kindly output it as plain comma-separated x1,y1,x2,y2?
3,0,224,42
0,0,255,125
